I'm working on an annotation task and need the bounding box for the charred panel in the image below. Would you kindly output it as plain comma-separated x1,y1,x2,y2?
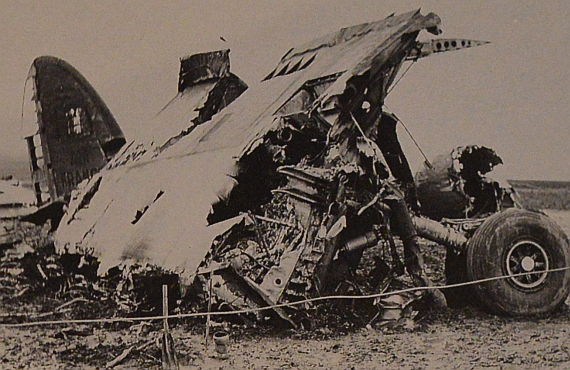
28,56,126,201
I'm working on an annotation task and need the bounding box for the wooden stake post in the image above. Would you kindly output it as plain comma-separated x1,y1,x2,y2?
161,284,179,370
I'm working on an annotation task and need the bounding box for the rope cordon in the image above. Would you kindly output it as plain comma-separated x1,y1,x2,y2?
2,266,569,328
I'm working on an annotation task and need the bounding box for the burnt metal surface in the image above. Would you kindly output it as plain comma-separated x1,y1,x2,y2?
416,145,517,220
22,56,126,205
178,49,231,92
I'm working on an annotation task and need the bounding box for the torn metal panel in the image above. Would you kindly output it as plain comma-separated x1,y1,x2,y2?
109,81,218,166
172,10,443,161
107,51,247,169
265,10,440,83
407,38,490,60
178,49,231,92
58,148,243,278
22,56,126,205
416,145,517,220
57,51,247,278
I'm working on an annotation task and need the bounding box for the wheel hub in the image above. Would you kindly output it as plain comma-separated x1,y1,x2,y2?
505,240,549,289
521,256,535,271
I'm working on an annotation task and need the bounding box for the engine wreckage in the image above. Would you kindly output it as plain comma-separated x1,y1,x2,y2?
29,10,569,326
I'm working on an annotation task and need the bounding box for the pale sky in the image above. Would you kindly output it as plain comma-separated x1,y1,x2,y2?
1,0,569,180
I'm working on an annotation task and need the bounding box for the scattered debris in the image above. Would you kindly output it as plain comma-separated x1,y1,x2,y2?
2,11,568,354
46,9,570,326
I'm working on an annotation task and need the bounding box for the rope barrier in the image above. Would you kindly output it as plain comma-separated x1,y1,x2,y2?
2,266,570,328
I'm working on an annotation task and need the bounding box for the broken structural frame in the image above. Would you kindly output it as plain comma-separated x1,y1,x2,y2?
54,10,495,326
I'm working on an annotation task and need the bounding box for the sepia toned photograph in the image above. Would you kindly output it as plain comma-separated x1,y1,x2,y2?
1,1,569,368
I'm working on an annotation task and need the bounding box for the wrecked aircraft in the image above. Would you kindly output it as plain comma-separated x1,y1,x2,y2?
416,145,517,221
21,56,126,207
51,10,570,324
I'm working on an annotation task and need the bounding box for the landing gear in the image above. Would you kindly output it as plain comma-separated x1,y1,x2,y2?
465,209,570,316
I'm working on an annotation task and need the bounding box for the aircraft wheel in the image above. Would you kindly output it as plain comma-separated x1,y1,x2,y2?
466,208,570,315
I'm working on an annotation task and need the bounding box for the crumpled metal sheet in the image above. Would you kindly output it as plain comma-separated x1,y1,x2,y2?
415,145,516,220
58,149,243,279
178,49,231,92
55,10,444,280
267,10,440,80
162,10,441,161
56,54,247,279
267,9,441,107
108,81,219,168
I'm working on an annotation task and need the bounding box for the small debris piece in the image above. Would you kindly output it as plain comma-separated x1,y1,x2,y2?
105,339,155,369
105,347,133,369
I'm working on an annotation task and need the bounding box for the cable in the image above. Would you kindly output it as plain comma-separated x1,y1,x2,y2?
387,60,416,95
2,266,569,328
392,113,434,169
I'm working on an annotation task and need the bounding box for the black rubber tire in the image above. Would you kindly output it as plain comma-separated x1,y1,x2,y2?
466,208,570,316
443,247,475,308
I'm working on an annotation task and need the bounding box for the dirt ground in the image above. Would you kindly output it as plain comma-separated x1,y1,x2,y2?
2,306,570,369
2,210,570,369
202,309,570,370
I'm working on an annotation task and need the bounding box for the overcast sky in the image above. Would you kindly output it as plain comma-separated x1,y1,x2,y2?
1,0,569,181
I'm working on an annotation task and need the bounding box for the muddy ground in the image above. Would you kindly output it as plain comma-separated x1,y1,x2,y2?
2,211,570,369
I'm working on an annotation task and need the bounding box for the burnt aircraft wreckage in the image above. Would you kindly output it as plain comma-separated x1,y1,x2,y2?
35,10,569,325
20,56,127,228
21,56,127,205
